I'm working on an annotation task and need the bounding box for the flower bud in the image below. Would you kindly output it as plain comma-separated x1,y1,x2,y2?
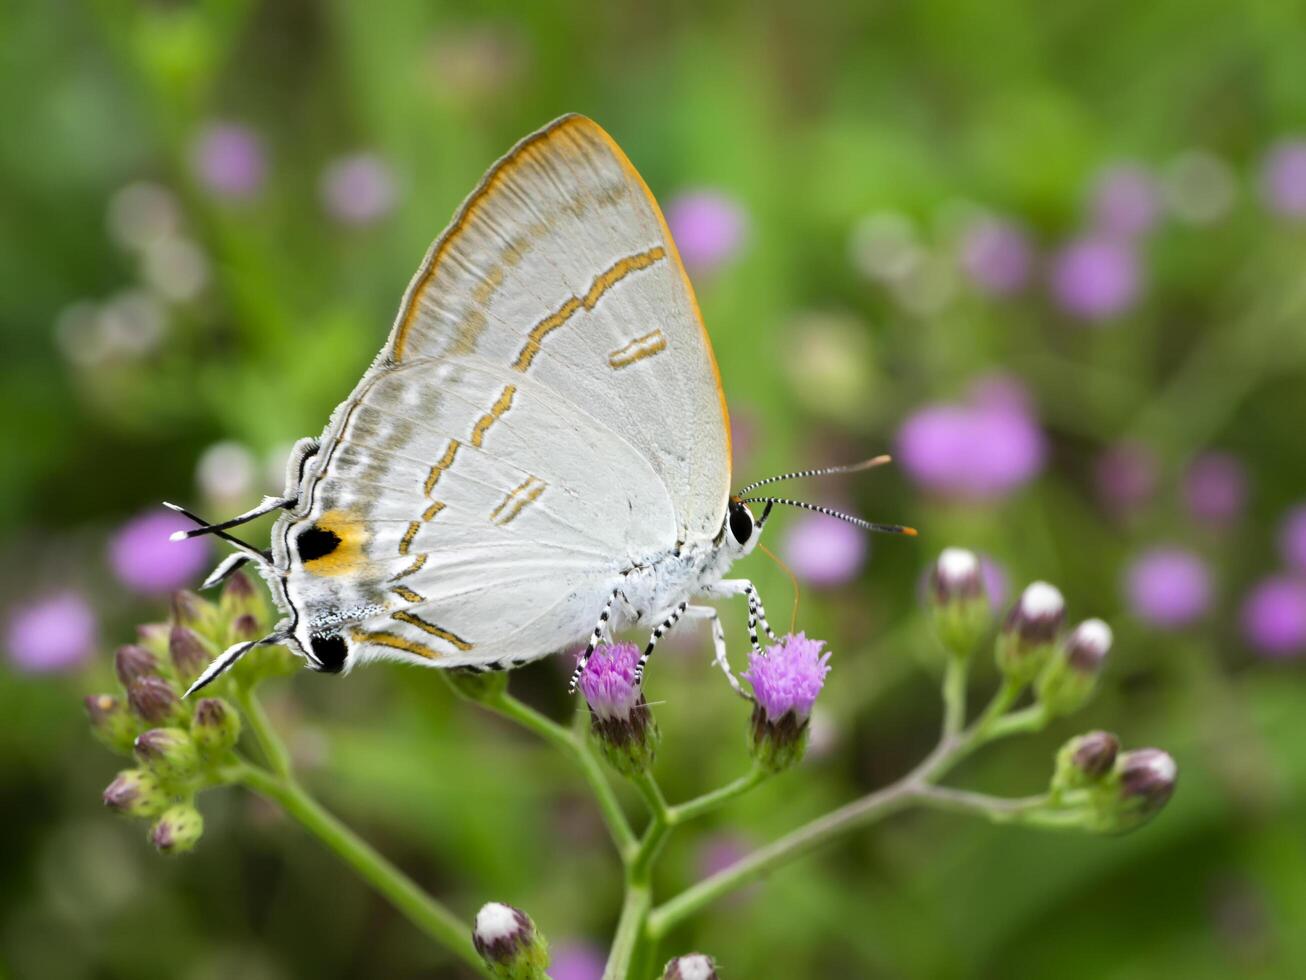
134,727,200,782
169,625,210,686
664,953,719,979
103,768,170,818
85,693,140,754
114,644,161,686
742,633,831,773
150,803,204,854
190,697,241,757
135,622,171,659
928,547,992,657
170,590,211,631
577,643,659,778
472,902,549,979
1111,748,1177,832
996,582,1065,684
1036,618,1112,717
127,676,184,726
1052,730,1120,796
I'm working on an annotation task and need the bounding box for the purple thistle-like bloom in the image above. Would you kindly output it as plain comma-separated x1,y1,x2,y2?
577,642,640,722
1278,505,1306,574
743,633,831,724
320,153,398,226
1240,576,1306,659
959,217,1034,295
665,190,747,276
1125,547,1212,629
549,940,606,980
1090,164,1161,240
5,591,97,673
1095,440,1159,516
896,378,1046,502
1260,139,1306,218
191,122,266,199
1183,451,1248,526
1049,237,1140,322
109,509,210,596
781,512,867,588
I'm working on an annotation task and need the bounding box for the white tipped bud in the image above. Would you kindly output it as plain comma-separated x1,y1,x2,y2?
664,952,719,980
472,902,548,978
928,547,992,658
997,581,1066,683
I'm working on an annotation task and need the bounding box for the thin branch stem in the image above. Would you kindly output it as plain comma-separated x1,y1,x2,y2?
485,693,637,856
233,763,489,977
984,703,1049,741
941,658,969,738
604,880,652,980
667,766,767,825
233,685,292,779
912,783,1050,823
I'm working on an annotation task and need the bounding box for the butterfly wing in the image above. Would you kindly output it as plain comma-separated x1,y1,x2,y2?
273,115,731,669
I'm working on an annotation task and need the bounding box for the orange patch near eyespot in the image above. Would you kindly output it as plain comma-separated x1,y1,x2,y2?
302,509,370,577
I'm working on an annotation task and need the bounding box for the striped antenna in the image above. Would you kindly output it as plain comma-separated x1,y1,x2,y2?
739,496,917,537
183,630,288,698
735,455,893,498
163,502,273,564
167,495,294,541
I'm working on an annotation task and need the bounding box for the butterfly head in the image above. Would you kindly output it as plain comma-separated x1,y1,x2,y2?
723,497,766,558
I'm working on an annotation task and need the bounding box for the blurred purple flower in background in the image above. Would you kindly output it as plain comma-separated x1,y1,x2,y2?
665,190,747,276
1259,139,1306,218
897,376,1046,502
109,509,210,595
549,940,606,980
781,513,868,588
959,216,1034,296
1050,237,1140,321
1241,576,1306,658
320,153,398,226
5,592,97,673
1278,505,1306,574
190,122,266,200
1090,164,1161,239
1125,547,1212,629
1095,440,1159,516
1183,451,1248,526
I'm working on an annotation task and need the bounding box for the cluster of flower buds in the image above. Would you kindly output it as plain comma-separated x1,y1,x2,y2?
576,643,660,777
86,575,274,854
1048,731,1177,833
741,633,832,774
927,547,994,657
472,902,550,980
663,952,720,979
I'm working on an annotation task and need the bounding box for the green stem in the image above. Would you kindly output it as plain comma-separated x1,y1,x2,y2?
486,694,637,857
629,771,673,878
983,703,1049,741
666,766,767,825
604,880,652,980
912,784,1050,823
941,658,970,738
233,685,292,780
234,764,489,977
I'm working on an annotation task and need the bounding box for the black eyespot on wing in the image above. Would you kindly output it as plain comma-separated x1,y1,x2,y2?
729,503,753,545
309,633,347,674
296,526,341,562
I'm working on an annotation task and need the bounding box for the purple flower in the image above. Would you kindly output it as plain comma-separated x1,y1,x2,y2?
577,642,640,722
781,512,867,588
1241,576,1306,658
109,509,211,595
743,633,831,725
959,217,1034,296
190,122,266,199
1124,547,1212,629
549,940,606,980
1183,452,1248,526
1260,139,1306,218
1095,441,1159,516
1278,505,1306,574
5,591,97,673
320,153,398,226
1049,237,1140,321
665,190,747,276
897,378,1046,502
1090,164,1161,239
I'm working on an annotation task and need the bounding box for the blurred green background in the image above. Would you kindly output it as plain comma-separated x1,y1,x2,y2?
5,1,1306,977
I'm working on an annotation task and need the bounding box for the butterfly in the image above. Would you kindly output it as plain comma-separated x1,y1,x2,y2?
171,114,914,699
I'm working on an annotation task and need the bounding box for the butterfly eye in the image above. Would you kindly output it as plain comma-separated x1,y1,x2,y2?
309,633,348,674
728,502,754,546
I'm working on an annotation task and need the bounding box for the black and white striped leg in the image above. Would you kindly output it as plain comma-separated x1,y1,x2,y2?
568,587,621,693
636,601,688,687
745,583,778,644
683,605,748,699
